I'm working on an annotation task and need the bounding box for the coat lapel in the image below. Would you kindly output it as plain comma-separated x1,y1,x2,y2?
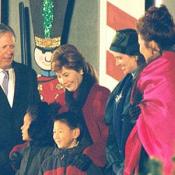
0,87,11,110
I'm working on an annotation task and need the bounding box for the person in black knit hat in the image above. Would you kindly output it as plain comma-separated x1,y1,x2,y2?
104,28,145,175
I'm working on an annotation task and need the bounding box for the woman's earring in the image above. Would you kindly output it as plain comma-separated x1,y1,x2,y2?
73,139,79,147
80,70,84,75
135,56,138,61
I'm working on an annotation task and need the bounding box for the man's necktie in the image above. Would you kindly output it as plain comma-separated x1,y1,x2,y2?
2,70,9,95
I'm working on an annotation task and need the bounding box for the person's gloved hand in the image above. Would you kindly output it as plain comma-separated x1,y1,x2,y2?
128,104,141,123
9,152,22,171
70,153,92,171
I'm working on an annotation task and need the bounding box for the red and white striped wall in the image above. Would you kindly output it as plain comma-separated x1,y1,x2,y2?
99,0,145,91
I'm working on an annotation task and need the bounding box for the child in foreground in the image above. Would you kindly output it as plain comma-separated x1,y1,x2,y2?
39,111,104,175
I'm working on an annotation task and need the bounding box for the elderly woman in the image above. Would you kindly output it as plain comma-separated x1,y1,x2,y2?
51,44,110,171
104,29,145,175
124,5,175,175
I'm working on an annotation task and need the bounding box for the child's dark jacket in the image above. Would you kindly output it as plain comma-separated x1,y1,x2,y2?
39,143,104,175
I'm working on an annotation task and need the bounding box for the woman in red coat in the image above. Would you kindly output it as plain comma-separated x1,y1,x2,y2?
51,44,110,171
124,5,175,175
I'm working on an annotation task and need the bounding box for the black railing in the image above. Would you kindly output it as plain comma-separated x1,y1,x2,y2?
19,2,31,68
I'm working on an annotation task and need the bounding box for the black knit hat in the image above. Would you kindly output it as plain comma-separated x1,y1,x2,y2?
110,29,140,56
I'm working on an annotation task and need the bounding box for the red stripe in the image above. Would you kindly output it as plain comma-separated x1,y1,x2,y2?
107,1,137,30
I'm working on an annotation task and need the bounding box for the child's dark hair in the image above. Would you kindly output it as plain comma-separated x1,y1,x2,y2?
27,102,59,146
54,111,83,141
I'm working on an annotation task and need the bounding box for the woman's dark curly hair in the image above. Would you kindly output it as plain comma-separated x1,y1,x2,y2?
27,102,59,146
136,5,175,50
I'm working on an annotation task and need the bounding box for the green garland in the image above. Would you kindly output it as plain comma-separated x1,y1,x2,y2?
42,0,54,38
147,158,163,175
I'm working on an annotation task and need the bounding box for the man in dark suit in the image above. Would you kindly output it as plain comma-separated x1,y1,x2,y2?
0,23,40,174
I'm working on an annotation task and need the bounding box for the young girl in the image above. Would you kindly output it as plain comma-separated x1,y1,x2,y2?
39,111,104,175
10,102,57,175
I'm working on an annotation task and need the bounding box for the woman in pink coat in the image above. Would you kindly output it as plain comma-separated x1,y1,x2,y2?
124,5,175,175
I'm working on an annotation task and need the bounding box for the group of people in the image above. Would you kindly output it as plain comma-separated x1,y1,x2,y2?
1,4,175,175
105,5,175,175
0,22,110,175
